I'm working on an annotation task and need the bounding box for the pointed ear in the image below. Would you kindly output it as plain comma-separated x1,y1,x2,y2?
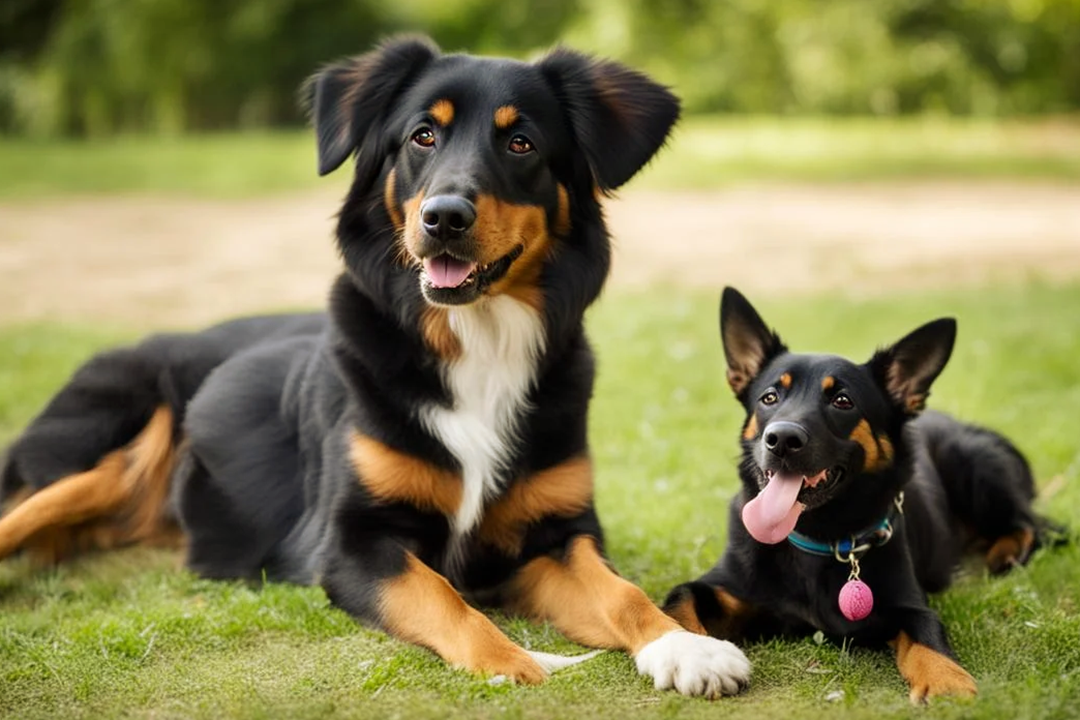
536,48,680,191
869,318,957,414
303,35,439,178
720,287,786,399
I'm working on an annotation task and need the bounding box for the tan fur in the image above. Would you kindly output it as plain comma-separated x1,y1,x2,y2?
891,630,977,703
0,406,179,563
821,376,835,391
384,167,404,229
350,432,462,516
479,456,593,555
742,414,759,441
399,191,425,267
665,588,756,639
554,184,571,237
849,419,894,473
380,552,546,682
986,527,1035,573
493,105,519,129
510,536,683,654
779,373,792,389
474,195,554,311
420,306,461,360
429,99,454,127
665,594,708,635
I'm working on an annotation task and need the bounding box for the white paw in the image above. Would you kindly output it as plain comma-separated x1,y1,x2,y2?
635,630,751,698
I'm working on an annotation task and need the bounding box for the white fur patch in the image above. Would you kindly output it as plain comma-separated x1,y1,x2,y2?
526,649,603,673
419,295,545,542
634,630,751,698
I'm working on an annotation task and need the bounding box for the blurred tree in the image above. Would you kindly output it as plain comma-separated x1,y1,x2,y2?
0,0,1077,136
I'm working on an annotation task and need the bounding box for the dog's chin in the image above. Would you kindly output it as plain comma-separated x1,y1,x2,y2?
418,245,523,307
758,465,846,511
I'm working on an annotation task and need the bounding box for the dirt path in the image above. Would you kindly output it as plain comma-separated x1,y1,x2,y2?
1,182,1078,328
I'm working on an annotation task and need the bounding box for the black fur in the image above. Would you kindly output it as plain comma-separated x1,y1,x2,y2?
664,287,1063,696
2,37,680,672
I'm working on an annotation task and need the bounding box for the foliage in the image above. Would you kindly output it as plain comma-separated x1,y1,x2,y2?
1,0,1080,136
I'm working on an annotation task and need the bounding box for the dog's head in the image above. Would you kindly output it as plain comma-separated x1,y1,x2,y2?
719,287,956,543
307,36,678,309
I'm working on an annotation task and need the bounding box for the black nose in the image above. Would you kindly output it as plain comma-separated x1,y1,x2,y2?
763,421,809,457
420,195,476,239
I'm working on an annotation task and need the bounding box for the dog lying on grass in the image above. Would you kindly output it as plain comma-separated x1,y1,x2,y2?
0,37,750,697
664,287,1064,703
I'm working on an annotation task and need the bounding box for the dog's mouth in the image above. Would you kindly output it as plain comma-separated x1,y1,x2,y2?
419,246,523,305
741,466,844,545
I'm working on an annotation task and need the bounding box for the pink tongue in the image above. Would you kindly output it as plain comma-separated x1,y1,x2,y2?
423,255,477,288
742,472,806,544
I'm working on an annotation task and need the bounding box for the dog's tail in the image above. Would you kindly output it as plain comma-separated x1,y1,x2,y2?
0,340,188,563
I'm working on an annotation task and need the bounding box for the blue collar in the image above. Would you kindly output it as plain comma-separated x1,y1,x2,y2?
786,493,905,559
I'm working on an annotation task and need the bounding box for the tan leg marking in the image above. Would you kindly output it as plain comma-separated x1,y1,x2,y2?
664,587,756,639
891,631,977,704
664,594,708,635
380,552,546,683
986,527,1035,574
510,536,683,654
0,406,177,562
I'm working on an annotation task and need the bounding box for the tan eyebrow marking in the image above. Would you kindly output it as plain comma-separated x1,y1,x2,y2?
494,105,519,129
429,99,454,127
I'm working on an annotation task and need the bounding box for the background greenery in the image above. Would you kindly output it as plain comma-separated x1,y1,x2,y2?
2,0,1080,136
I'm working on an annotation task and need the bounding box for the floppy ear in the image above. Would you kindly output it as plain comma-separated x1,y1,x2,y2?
536,48,680,191
304,35,439,178
720,287,786,399
868,318,957,414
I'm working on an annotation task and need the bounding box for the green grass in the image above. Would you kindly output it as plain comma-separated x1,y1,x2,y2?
2,281,1080,719
1,116,1078,199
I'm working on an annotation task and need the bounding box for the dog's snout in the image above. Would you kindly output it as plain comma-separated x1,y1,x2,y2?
763,421,809,457
420,196,476,239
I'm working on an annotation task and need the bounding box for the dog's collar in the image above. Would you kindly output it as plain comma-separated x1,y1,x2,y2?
786,492,905,559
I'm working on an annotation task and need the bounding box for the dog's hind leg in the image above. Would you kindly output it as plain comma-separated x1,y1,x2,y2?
916,411,1050,574
0,406,177,562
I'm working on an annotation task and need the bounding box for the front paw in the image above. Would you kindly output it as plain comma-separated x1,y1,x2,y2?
634,630,751,698
894,634,977,704
471,645,549,685
907,660,977,704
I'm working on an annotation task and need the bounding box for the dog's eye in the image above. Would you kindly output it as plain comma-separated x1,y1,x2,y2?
411,127,436,148
760,391,779,406
832,393,854,410
508,135,534,154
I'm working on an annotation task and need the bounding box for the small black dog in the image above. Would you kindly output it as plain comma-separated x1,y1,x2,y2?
664,287,1061,703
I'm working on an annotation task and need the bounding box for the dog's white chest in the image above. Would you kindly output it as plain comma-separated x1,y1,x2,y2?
419,296,545,538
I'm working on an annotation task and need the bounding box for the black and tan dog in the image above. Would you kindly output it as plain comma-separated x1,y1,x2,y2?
0,37,750,696
664,287,1060,703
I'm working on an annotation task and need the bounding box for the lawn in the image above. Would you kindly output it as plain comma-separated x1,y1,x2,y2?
0,116,1078,200
1,281,1078,720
